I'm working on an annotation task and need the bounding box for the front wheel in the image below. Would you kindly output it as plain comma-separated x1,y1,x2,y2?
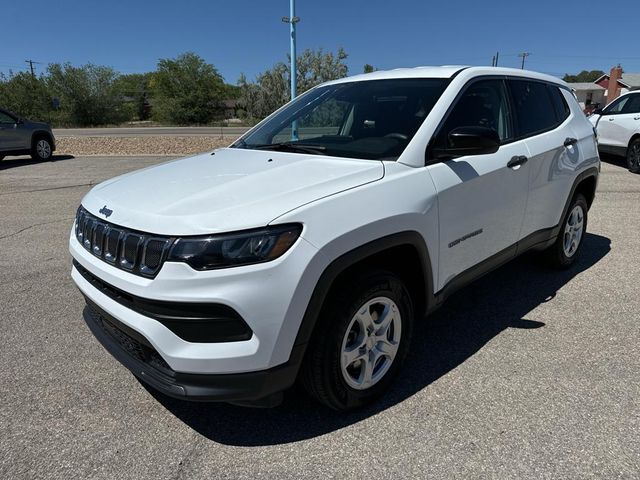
301,270,414,411
544,193,588,269
627,138,640,173
31,137,52,161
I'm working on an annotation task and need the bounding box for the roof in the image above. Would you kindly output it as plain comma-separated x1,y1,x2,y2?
593,72,640,88
324,66,567,87
325,66,466,85
621,73,640,87
566,82,605,91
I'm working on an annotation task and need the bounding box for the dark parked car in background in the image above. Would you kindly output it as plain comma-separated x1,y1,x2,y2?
0,108,56,161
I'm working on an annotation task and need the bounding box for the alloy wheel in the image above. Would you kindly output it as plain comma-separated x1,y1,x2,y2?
629,143,640,170
37,140,51,159
340,296,402,390
563,205,584,258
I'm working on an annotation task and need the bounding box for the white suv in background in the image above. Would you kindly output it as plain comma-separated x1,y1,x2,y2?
70,66,599,411
590,90,640,173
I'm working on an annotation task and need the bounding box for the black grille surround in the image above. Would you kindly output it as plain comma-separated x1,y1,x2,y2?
74,260,253,343
75,206,173,278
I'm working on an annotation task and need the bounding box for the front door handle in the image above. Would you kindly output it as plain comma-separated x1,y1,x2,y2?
507,155,528,169
608,118,615,121
634,116,640,121
564,137,578,147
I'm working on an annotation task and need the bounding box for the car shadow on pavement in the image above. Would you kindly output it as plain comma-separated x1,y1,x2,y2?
0,154,75,170
598,152,628,169
146,232,611,446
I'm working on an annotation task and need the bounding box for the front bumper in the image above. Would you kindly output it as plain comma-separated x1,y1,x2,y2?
83,298,304,403
70,229,322,374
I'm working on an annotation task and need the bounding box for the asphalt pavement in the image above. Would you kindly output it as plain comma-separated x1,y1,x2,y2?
0,153,638,479
53,126,250,138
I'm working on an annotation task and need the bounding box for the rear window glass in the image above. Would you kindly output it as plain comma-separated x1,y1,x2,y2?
547,86,571,123
509,80,558,137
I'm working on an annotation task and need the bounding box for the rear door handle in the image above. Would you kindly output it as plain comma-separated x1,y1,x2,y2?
634,116,640,121
564,137,578,147
507,155,528,169
608,118,615,121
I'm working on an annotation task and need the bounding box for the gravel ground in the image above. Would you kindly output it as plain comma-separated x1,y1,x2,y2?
56,136,232,156
0,154,638,479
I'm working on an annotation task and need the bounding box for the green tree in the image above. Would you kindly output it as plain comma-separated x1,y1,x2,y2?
0,71,53,122
363,64,376,73
238,48,349,122
47,63,128,126
113,73,153,121
563,70,605,83
150,52,226,125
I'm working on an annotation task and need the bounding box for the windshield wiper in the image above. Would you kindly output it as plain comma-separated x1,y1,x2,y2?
244,141,327,155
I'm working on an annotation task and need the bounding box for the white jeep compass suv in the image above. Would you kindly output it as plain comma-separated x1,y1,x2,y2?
70,67,600,410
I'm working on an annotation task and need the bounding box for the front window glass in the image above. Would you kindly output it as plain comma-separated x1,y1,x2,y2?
438,79,513,144
232,78,449,160
621,94,640,114
605,96,629,114
0,112,16,123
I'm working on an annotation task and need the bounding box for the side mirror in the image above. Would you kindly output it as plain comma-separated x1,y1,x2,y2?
432,126,501,159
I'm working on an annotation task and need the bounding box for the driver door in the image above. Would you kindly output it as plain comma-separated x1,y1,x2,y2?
597,94,640,148
426,78,530,290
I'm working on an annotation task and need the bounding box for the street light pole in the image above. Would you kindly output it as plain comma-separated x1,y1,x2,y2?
282,0,300,140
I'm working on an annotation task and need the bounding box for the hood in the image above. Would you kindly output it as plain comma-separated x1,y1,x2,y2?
26,120,51,129
82,148,384,235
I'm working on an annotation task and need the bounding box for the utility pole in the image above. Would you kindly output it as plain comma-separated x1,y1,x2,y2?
518,52,530,70
282,0,300,140
25,59,40,77
495,51,499,67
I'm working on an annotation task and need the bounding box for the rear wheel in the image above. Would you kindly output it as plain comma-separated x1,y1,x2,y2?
544,193,588,269
627,138,640,173
301,270,414,411
31,136,52,161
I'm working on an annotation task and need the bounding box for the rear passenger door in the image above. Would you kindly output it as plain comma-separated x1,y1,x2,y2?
427,78,531,290
508,79,579,238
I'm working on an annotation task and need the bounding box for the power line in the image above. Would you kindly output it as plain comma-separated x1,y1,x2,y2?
25,59,42,77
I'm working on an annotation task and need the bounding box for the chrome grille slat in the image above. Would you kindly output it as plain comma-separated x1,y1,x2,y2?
74,207,173,278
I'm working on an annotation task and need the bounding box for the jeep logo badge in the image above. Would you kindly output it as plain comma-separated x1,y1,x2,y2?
99,205,113,218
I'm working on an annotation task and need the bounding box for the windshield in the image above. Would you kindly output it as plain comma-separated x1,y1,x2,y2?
232,78,450,160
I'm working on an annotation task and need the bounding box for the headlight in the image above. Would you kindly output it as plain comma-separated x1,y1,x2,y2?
167,224,302,270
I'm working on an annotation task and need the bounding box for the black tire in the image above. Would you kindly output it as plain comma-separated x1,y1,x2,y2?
301,269,414,411
627,138,640,173
31,136,53,161
544,193,588,269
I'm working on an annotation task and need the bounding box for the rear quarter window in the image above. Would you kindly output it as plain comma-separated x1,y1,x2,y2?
508,79,558,138
547,85,571,123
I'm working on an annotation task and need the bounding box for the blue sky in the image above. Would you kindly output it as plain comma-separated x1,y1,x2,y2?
3,0,640,83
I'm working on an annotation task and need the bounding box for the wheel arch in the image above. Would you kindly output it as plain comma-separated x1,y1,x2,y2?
31,130,54,149
293,231,434,349
574,171,598,210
